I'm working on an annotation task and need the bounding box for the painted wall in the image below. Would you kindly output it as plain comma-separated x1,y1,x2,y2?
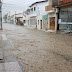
23,15,29,26
8,10,23,16
0,12,2,29
7,11,25,25
59,24,72,31
29,1,48,16
48,0,52,5
37,16,42,30
63,0,72,3
27,1,48,28
42,15,48,31
36,2,48,16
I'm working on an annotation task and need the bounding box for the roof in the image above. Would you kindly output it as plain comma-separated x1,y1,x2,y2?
29,0,48,7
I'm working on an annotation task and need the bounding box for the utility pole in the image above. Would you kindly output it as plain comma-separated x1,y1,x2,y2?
0,0,2,30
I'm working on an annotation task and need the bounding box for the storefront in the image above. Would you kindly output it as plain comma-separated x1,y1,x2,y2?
58,5,72,32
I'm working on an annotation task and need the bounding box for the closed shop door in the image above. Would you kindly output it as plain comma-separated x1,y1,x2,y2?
30,17,37,25
50,17,55,30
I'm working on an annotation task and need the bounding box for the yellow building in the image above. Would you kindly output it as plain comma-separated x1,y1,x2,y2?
45,0,58,32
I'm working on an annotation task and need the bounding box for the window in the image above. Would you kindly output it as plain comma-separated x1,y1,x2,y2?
34,7,36,11
23,20,26,23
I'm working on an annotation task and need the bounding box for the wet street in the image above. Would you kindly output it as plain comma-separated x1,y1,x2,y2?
1,23,72,72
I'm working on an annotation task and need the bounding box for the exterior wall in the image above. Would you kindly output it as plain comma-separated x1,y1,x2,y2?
16,17,23,25
7,14,11,24
37,16,42,30
52,0,72,7
58,5,72,31
63,0,72,3
29,2,48,16
29,17,37,28
42,15,48,31
0,0,2,29
27,1,48,29
8,11,23,16
48,0,52,5
36,2,48,16
49,0,72,32
7,15,15,24
0,10,2,29
59,24,72,32
24,15,29,26
46,0,58,32
7,10,23,24
16,14,24,24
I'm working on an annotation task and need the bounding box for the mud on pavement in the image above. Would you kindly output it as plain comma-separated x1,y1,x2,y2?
2,23,72,72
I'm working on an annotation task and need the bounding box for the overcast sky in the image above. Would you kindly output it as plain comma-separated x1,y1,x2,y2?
2,0,44,16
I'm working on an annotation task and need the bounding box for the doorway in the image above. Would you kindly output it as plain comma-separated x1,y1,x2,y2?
50,17,55,30
40,20,42,29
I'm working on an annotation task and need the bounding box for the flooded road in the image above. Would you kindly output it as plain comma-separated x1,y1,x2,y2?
2,23,72,72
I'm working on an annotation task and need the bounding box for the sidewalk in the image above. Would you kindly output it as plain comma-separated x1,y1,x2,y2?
0,30,24,72
0,30,3,60
0,62,22,72
0,30,2,40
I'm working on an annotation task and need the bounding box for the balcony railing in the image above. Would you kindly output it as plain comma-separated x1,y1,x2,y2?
45,5,53,11
52,0,72,7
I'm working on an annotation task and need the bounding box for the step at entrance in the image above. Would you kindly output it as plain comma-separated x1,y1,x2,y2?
0,62,23,72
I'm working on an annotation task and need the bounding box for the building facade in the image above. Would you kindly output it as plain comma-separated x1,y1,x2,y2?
26,0,48,30
45,0,72,32
42,15,48,30
54,0,72,32
7,11,25,25
45,0,58,32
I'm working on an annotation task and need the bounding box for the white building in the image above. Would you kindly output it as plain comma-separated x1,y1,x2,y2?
7,10,26,25
26,0,48,30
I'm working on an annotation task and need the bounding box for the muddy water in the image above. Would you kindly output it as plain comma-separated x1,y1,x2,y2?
2,23,72,72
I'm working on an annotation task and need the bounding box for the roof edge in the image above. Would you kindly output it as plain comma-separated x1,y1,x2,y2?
29,0,48,7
